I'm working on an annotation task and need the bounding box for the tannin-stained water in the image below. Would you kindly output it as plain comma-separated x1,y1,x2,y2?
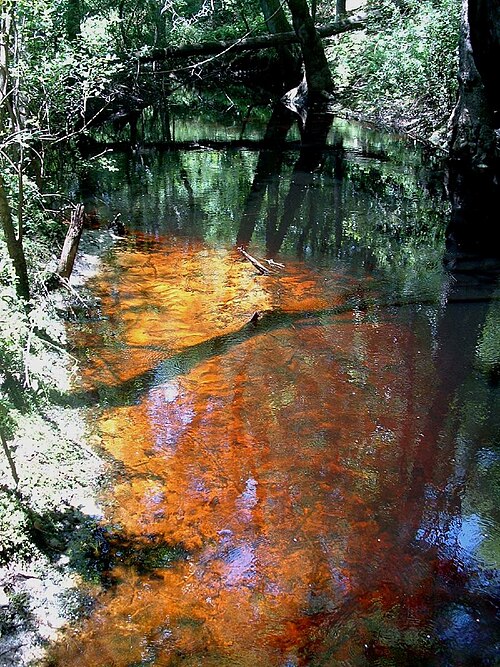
49,116,499,666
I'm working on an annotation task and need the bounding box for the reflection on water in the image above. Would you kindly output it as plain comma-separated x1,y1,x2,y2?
52,114,499,666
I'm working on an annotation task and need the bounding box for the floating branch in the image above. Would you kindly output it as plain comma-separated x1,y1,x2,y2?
265,259,285,269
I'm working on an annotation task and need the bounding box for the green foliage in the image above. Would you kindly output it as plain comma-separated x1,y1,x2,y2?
476,295,500,376
161,0,263,46
3,0,463,148
0,262,64,414
16,1,127,137
0,172,74,487
0,492,32,563
0,258,29,421
331,0,460,138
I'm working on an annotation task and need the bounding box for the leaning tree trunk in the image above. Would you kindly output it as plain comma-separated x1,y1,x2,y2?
446,0,499,261
448,0,498,168
259,0,301,88
285,0,334,103
142,18,366,62
260,0,293,36
0,173,30,301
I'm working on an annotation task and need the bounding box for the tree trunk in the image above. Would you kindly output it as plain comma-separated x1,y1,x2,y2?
260,0,293,33
448,0,498,168
64,0,82,41
0,3,13,129
0,427,19,488
445,166,500,260
0,172,30,301
1,4,30,302
259,0,301,88
469,0,500,119
57,204,85,280
285,0,334,102
446,0,499,261
336,0,347,19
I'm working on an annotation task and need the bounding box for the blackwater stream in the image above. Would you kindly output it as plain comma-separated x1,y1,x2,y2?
50,109,499,666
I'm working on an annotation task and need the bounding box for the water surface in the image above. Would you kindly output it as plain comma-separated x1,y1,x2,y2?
53,112,499,666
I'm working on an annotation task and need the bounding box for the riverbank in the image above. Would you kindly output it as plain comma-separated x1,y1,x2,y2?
0,231,114,667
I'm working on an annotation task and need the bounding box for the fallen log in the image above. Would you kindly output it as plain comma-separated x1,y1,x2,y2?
139,14,367,63
66,291,375,409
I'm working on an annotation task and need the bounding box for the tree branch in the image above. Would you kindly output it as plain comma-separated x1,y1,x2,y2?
0,427,19,488
139,14,367,63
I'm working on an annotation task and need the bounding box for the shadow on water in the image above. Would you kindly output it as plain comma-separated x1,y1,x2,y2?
63,292,374,409
48,102,500,666
445,164,500,284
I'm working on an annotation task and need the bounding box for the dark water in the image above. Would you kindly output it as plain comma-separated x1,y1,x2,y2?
53,108,499,666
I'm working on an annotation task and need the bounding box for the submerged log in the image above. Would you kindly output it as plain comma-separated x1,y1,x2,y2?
68,292,375,408
57,203,85,280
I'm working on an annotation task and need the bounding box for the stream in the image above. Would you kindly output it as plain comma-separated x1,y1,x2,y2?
50,109,499,666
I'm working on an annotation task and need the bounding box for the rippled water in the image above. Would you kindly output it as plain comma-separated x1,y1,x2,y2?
51,113,499,666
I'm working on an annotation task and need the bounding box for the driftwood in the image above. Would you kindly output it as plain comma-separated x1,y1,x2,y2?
140,14,367,63
237,248,284,275
237,247,275,275
264,258,285,269
57,203,85,280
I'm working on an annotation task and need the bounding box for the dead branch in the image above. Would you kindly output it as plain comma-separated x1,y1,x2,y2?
56,275,90,308
0,427,19,488
238,247,277,275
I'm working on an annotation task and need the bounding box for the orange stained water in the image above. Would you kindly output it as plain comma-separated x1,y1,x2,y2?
53,235,451,666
